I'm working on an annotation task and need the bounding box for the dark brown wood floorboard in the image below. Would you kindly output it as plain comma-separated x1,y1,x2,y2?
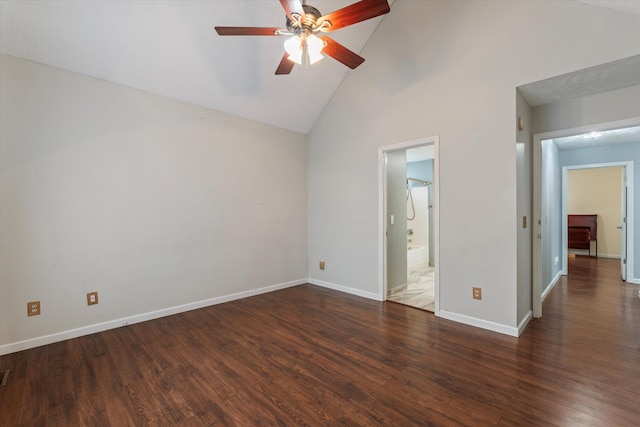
1,256,639,426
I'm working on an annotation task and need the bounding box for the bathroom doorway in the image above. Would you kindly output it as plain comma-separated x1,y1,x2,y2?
379,138,439,313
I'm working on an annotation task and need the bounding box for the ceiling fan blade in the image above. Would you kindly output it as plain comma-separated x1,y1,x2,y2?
279,0,305,23
215,27,284,36
320,36,365,69
275,52,295,75
317,0,390,32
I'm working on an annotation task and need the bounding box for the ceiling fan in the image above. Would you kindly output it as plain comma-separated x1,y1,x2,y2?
215,0,391,75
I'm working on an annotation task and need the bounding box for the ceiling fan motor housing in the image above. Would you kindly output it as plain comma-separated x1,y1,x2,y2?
286,4,323,33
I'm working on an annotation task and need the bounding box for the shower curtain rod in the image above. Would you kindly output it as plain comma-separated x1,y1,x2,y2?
407,177,431,186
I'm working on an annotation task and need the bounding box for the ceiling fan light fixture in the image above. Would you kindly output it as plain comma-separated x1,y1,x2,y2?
306,34,324,64
284,35,303,64
215,0,391,75
284,34,324,66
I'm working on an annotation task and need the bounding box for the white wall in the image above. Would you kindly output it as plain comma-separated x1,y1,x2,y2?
307,0,640,335
0,55,308,353
532,85,640,134
516,91,533,327
541,140,563,294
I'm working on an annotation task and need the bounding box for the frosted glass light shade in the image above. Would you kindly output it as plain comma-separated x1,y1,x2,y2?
284,36,303,64
284,34,324,65
306,35,324,65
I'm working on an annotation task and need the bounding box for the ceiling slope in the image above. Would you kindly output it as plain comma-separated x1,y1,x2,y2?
0,0,636,134
0,0,393,134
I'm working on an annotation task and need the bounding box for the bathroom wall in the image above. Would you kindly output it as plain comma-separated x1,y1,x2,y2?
407,186,429,248
407,160,434,265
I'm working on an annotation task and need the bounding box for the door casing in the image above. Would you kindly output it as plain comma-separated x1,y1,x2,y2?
533,117,639,318
378,136,439,313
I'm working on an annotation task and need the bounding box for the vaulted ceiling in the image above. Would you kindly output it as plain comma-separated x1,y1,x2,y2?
1,0,638,134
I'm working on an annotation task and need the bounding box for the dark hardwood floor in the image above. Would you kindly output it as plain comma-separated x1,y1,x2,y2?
1,256,639,425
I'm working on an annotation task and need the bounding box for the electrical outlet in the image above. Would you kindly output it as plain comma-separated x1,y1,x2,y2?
473,287,482,300
319,261,325,270
87,292,99,306
27,301,41,316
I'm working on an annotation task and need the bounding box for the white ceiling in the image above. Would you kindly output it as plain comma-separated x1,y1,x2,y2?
552,125,640,151
0,0,637,134
573,0,640,15
518,55,640,107
0,0,395,134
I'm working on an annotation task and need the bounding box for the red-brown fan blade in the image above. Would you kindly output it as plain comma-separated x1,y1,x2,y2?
279,0,305,23
275,52,295,75
215,27,283,36
320,36,365,69
317,0,390,32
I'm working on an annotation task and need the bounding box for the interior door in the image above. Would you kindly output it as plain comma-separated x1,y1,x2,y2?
621,172,628,281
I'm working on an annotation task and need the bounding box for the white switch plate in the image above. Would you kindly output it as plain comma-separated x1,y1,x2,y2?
390,214,395,225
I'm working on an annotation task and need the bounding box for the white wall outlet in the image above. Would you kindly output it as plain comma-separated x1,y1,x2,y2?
554,256,559,265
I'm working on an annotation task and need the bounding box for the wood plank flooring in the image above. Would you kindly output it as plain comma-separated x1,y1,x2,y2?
1,256,639,425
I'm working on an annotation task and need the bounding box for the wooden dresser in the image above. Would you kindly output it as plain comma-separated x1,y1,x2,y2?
568,214,597,257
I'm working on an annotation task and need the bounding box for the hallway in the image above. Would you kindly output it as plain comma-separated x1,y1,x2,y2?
536,255,637,334
521,255,640,424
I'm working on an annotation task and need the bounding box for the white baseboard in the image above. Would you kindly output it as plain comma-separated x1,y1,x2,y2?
569,250,620,259
0,279,305,356
542,270,563,302
310,279,521,336
598,254,622,259
437,310,519,337
307,278,381,301
518,311,533,336
387,283,408,297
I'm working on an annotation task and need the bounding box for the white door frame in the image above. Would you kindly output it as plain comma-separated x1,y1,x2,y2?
378,136,440,313
622,177,628,281
533,117,640,318
561,162,633,275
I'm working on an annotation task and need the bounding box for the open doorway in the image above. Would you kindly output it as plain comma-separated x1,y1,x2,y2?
564,165,627,277
533,122,638,317
378,137,439,313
